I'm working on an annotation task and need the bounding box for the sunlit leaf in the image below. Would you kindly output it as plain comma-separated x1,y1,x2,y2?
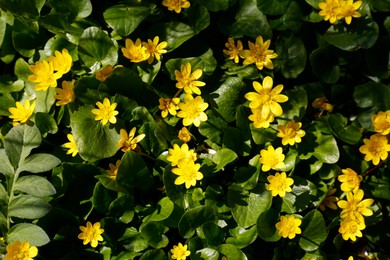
9,195,52,219
7,223,50,246
178,205,217,238
299,209,328,251
14,175,56,197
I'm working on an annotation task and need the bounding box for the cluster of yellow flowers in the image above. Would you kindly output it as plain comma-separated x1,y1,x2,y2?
121,36,168,64
167,143,203,189
318,0,363,24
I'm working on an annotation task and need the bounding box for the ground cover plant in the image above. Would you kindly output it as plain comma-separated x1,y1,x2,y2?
0,0,389,259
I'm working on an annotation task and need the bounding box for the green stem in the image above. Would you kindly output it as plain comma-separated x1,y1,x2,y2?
6,169,19,231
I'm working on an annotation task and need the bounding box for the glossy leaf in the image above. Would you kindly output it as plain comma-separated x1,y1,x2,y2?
178,205,217,238
257,208,281,242
48,0,92,19
139,249,166,260
327,113,362,145
140,222,169,249
257,0,290,15
217,244,247,260
14,175,56,197
194,248,219,260
193,0,230,11
35,112,59,135
143,197,174,223
281,87,308,121
154,22,194,51
282,176,317,213
7,223,50,246
226,225,258,248
309,45,340,84
299,210,328,251
313,131,340,164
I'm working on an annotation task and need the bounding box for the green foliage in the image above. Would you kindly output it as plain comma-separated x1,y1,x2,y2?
0,0,389,259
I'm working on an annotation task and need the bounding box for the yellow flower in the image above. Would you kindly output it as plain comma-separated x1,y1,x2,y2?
106,160,121,180
223,37,243,63
266,172,294,197
5,240,38,260
359,133,390,165
338,217,365,241
318,0,341,24
338,168,362,192
28,60,61,91
277,120,306,146
175,63,206,95
244,76,288,118
319,188,339,211
8,100,35,126
54,80,75,106
142,36,168,64
172,160,203,189
162,0,191,13
275,215,302,239
167,143,197,167
259,145,285,172
95,65,123,82
48,48,72,76
248,107,275,128
64,134,78,157
335,0,363,25
372,110,390,135
121,38,149,63
337,189,374,221
177,94,208,127
178,127,191,143
239,35,278,70
117,127,146,153
91,98,119,126
159,97,180,118
78,221,104,248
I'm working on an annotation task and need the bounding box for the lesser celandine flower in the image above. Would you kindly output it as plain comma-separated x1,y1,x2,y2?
318,0,341,24
121,38,149,63
178,127,191,143
372,110,390,135
275,215,302,239
266,172,294,197
48,48,72,76
162,0,190,13
245,76,288,118
142,36,168,64
28,59,61,91
177,94,208,127
175,63,206,95
248,107,275,128
54,80,75,106
159,97,180,118
64,134,78,157
319,188,339,211
172,160,203,189
8,100,35,126
338,217,365,241
359,133,390,165
95,65,123,82
170,242,191,259
78,221,104,248
5,240,38,260
259,145,285,172
106,160,121,180
338,168,362,192
277,120,306,146
335,0,363,25
337,189,374,221
167,143,197,167
240,35,278,70
91,98,119,126
117,127,146,152
223,37,243,63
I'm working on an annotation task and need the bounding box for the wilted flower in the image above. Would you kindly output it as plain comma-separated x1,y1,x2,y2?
178,127,191,143
95,65,123,82
240,35,278,70
359,133,390,165
106,160,121,180
78,221,104,248
54,80,75,106
91,98,119,126
159,97,180,118
275,215,302,239
266,172,294,197
319,188,339,211
223,37,243,63
117,127,146,153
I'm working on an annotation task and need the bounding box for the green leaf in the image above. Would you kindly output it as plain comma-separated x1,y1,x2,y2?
12,18,40,57
70,106,120,162
194,248,219,260
139,122,169,156
257,0,290,15
35,87,56,114
299,209,328,251
4,124,41,168
353,82,390,109
212,77,247,123
103,4,151,37
17,153,61,174
369,0,390,11
140,222,169,249
204,148,238,172
250,126,277,145
7,223,50,246
178,205,217,238
0,0,44,19
116,151,153,191
367,174,390,200
217,244,247,260
14,175,56,197
35,112,59,135
92,181,113,213
0,75,24,93
312,131,340,164
143,197,174,223
78,26,118,72
227,183,272,228
281,87,308,121
226,225,258,248
234,155,261,190
201,222,224,246
327,113,362,145
0,149,14,177
193,0,230,11
139,249,167,260
184,5,210,35
257,208,281,242
154,21,194,51
324,17,379,51
309,45,340,84
268,2,303,32
9,195,51,219
282,176,317,213
121,228,149,252
48,0,92,19
0,92,15,116
275,32,307,79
